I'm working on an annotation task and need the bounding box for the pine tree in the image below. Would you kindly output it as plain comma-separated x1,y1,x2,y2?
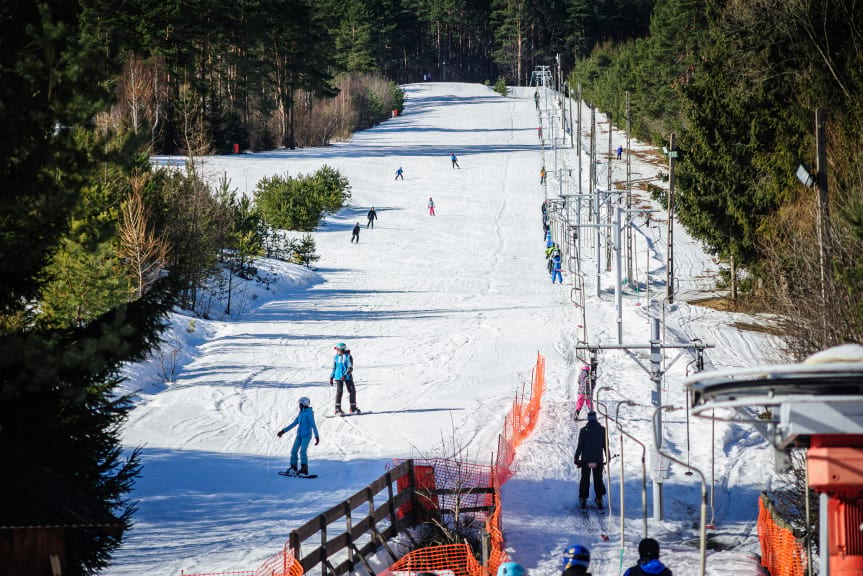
0,2,173,574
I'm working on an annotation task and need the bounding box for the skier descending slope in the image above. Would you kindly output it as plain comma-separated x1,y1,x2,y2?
276,397,320,478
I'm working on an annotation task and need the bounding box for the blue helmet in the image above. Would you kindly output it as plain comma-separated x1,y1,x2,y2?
496,562,525,576
562,545,590,569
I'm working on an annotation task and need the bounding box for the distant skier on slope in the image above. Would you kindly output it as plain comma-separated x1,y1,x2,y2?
451,153,460,169
276,396,320,477
367,207,378,229
574,411,607,509
575,365,593,420
428,196,436,216
395,166,404,180
540,165,547,185
351,222,361,243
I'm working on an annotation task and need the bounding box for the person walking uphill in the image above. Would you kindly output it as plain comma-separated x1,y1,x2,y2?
351,222,361,243
428,197,436,216
367,207,377,229
395,166,404,180
575,365,593,420
574,411,608,509
330,343,359,415
451,153,460,169
551,253,563,284
623,538,673,576
276,396,319,477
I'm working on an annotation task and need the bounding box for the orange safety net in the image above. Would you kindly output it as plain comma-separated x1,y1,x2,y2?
386,352,546,576
495,352,545,485
181,544,303,576
379,543,487,576
757,494,808,576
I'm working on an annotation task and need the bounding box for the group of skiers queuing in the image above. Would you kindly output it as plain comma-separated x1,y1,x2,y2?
275,342,360,477
495,536,672,576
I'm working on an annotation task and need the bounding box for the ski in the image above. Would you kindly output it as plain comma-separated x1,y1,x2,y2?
278,471,318,479
325,410,370,419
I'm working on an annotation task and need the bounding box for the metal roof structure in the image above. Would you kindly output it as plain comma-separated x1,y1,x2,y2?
684,344,863,450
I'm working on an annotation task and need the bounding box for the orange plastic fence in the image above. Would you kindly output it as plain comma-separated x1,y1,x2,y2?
757,494,808,576
384,352,546,576
180,544,303,576
378,543,487,576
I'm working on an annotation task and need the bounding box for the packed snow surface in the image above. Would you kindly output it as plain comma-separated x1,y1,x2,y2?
112,82,783,576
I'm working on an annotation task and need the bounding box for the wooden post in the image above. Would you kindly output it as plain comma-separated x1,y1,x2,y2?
386,471,397,528
319,515,328,576
345,501,354,569
289,531,301,568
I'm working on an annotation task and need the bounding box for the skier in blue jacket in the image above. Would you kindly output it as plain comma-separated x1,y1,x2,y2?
277,396,319,477
330,342,359,415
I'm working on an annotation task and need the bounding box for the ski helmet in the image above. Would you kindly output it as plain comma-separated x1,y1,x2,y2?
587,411,597,421
562,545,590,570
638,538,660,560
335,342,346,350
298,397,311,408
496,562,525,576
581,365,590,371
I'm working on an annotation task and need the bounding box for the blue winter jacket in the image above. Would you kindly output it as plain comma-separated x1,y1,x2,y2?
623,559,672,576
281,407,319,439
331,353,352,380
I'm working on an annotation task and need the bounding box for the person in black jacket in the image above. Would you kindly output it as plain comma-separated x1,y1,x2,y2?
623,538,672,576
573,411,607,509
351,222,361,243
367,207,378,229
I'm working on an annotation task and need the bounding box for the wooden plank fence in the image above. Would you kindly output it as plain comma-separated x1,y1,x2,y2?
289,460,495,576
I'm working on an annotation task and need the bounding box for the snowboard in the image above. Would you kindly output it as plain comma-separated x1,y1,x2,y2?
325,410,371,419
278,470,318,479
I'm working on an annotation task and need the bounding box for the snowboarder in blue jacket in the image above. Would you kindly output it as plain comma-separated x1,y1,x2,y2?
330,343,358,415
277,396,319,476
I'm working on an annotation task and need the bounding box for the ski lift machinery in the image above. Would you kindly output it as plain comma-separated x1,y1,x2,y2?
684,344,863,576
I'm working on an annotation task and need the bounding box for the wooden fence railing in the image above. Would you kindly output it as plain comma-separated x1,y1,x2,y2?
289,459,495,576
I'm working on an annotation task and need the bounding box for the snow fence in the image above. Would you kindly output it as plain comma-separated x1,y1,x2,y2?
380,351,546,576
757,493,808,576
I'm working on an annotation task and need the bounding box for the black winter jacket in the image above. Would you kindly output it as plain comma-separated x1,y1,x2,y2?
574,420,606,464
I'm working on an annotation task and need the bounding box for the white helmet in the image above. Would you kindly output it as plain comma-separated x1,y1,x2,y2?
298,397,311,408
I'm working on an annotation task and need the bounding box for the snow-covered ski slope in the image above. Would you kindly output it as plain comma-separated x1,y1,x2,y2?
113,82,780,576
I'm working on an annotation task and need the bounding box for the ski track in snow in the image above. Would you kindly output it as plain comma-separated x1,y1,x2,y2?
112,83,777,576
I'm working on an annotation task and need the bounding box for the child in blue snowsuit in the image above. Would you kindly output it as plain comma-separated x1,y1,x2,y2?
545,228,553,247
277,397,319,476
551,255,563,284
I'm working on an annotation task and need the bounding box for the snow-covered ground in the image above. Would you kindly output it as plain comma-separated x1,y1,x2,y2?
111,82,782,576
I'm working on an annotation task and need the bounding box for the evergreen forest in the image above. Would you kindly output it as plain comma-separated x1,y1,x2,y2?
1,0,861,573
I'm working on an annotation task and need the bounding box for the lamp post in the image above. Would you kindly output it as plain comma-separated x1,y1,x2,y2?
653,405,707,576
795,108,831,344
